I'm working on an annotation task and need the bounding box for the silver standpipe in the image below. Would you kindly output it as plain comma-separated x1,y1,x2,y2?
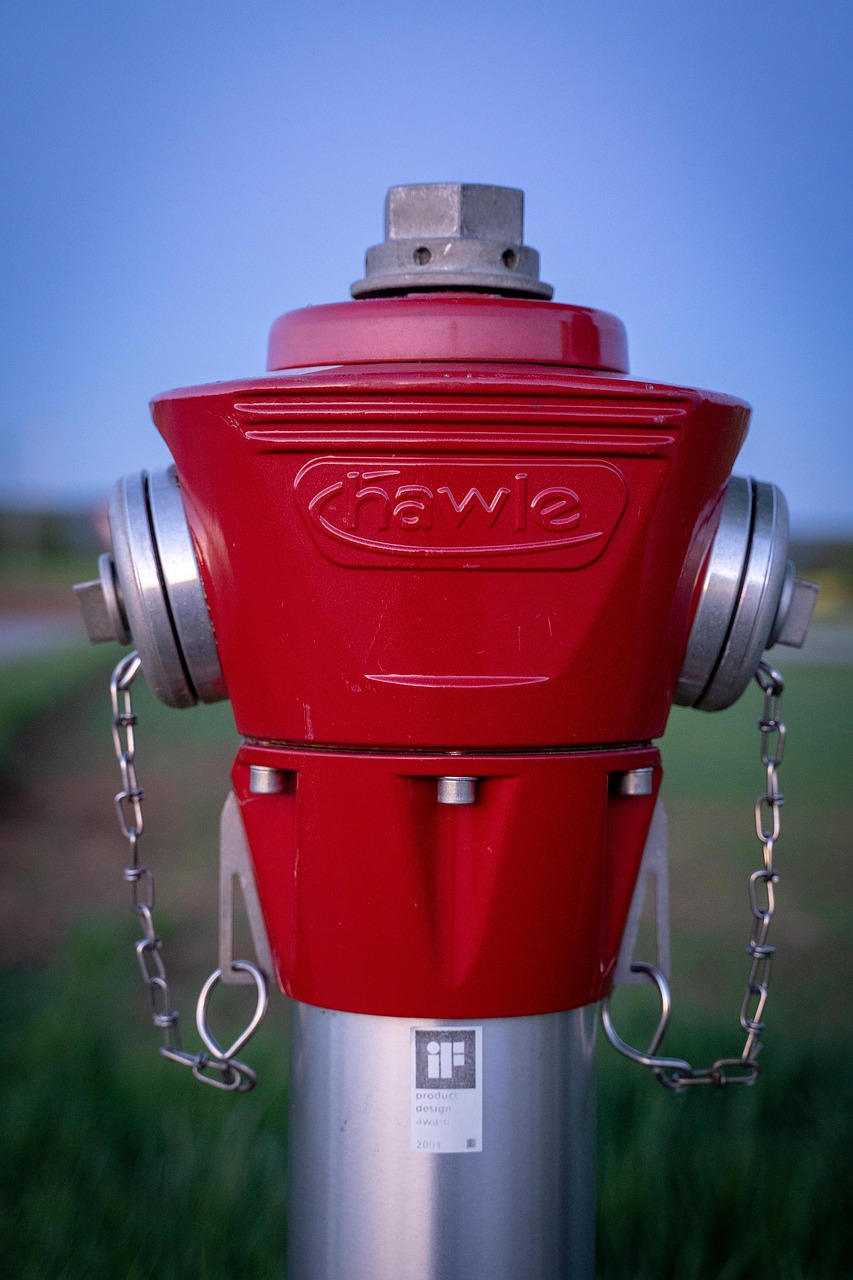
287,1004,597,1280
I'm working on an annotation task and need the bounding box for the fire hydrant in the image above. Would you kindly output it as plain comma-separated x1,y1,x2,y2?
75,184,816,1280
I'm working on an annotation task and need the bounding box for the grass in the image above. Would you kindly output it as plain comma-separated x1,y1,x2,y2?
1,927,850,1279
599,664,853,1278
0,651,851,1278
0,646,108,780
596,1031,853,1278
0,926,290,1280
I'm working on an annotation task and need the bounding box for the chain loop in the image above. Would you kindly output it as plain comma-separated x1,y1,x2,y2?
108,651,265,1091
602,660,787,1090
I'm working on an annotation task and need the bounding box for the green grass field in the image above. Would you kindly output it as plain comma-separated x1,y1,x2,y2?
1,650,851,1278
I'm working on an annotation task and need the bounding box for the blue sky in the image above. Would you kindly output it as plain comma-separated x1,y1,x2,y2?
1,1,851,533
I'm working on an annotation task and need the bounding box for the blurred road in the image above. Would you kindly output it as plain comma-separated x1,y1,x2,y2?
0,611,85,664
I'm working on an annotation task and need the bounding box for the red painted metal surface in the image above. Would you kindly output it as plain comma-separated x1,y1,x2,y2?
233,743,661,1018
150,293,750,1016
154,364,747,750
267,295,629,373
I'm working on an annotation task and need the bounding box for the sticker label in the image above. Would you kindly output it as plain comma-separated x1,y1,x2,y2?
410,1027,483,1153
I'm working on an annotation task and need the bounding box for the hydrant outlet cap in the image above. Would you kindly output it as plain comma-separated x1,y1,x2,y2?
351,184,554,300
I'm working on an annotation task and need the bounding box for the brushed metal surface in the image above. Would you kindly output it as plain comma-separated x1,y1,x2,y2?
287,1003,597,1280
147,466,226,703
108,471,195,707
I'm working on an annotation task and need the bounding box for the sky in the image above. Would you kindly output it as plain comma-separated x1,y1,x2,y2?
1,0,851,534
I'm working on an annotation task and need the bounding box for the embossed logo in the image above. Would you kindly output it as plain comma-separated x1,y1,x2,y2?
294,457,627,569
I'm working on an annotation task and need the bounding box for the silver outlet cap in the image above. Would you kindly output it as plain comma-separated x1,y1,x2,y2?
677,476,818,711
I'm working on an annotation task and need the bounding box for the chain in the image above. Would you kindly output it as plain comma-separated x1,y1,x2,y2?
109,651,267,1091
110,649,787,1094
601,660,787,1091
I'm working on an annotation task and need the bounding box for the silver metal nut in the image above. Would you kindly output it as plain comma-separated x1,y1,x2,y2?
73,552,131,645
351,183,553,300
249,765,291,795
616,768,655,797
386,183,524,243
437,776,478,805
769,572,819,648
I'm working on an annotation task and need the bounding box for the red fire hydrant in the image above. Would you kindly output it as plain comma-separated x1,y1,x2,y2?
75,184,816,1279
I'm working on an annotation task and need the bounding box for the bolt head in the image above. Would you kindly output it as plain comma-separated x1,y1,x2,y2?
385,184,524,245
351,182,553,300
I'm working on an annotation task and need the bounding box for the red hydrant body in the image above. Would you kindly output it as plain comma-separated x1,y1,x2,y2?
75,184,815,1280
152,293,747,1019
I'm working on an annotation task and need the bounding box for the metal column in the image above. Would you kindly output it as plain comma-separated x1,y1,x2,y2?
287,1003,597,1280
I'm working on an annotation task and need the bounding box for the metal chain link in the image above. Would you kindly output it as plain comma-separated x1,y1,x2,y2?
110,647,787,1094
109,651,267,1091
601,660,788,1091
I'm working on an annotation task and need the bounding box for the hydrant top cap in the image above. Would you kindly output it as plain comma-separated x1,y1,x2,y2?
351,183,554,300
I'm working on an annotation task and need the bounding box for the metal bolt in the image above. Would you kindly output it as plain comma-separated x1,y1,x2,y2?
249,766,290,795
616,768,654,797
769,570,819,648
351,183,553,300
437,776,478,805
74,552,131,645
